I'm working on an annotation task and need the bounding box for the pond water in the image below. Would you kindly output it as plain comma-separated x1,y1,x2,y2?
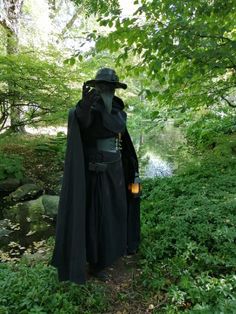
141,152,173,178
134,119,186,179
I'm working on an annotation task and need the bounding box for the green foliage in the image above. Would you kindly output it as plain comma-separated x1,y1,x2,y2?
71,0,120,15
0,261,109,313
0,26,6,54
94,0,236,110
0,133,66,191
1,127,236,312
167,274,236,313
186,112,236,149
33,132,66,164
0,153,24,181
0,53,79,130
139,147,236,311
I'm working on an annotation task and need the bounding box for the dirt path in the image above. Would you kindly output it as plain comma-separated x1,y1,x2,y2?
90,255,153,314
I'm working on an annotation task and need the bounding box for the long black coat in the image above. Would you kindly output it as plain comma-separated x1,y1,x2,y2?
50,105,140,284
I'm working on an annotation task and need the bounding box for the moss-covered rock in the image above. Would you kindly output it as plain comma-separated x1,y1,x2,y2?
42,195,59,217
7,183,43,202
0,178,21,192
3,197,48,233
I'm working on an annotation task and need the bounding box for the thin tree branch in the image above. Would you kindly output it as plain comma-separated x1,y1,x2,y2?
57,9,80,42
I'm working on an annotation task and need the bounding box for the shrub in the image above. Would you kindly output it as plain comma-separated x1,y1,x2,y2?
186,113,236,149
0,153,24,180
0,261,109,314
139,153,236,311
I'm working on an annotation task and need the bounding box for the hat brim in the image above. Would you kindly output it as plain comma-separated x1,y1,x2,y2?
85,79,127,89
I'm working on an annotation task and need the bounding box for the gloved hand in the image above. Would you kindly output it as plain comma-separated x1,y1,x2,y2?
81,83,99,110
75,84,99,128
82,83,91,99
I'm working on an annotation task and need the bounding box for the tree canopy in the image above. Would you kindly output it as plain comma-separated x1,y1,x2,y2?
0,0,235,131
93,0,236,111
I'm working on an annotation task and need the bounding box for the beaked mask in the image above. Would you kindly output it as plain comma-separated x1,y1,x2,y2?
95,82,115,113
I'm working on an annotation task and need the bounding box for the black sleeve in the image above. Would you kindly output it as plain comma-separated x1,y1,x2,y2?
101,110,127,133
75,99,94,129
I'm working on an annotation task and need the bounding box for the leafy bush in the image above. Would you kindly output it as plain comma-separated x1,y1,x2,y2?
0,133,66,191
167,273,236,313
0,53,79,130
139,152,236,312
33,132,66,165
0,261,109,314
186,113,236,149
0,153,24,180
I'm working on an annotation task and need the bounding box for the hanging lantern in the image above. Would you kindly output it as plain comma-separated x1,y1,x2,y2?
128,173,142,197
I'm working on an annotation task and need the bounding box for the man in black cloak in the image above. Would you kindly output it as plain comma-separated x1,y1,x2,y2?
50,68,140,284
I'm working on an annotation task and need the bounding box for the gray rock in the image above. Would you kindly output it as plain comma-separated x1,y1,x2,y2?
42,195,59,217
0,178,21,192
4,197,48,233
8,183,43,202
24,197,48,232
20,177,35,185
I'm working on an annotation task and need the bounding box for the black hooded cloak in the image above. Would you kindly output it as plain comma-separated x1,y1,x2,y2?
50,96,140,284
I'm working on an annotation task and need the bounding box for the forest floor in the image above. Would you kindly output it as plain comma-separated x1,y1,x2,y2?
92,254,153,314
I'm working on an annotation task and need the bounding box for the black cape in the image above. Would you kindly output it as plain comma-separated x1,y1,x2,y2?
50,107,140,284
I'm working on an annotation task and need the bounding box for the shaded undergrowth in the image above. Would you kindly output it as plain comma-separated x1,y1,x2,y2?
1,132,236,313
139,152,236,313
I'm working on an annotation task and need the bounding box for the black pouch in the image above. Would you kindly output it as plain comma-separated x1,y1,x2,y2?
88,162,108,172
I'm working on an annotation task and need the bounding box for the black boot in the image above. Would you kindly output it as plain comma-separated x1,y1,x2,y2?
88,263,110,281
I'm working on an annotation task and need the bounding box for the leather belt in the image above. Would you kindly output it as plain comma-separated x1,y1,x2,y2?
96,136,122,153
88,157,121,172
89,162,107,172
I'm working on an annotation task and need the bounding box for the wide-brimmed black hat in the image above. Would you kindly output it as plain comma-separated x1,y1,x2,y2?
85,67,127,89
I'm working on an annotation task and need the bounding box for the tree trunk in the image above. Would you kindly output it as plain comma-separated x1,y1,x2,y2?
1,0,25,133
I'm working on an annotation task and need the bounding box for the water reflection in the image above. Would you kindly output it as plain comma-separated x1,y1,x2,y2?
141,152,173,178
